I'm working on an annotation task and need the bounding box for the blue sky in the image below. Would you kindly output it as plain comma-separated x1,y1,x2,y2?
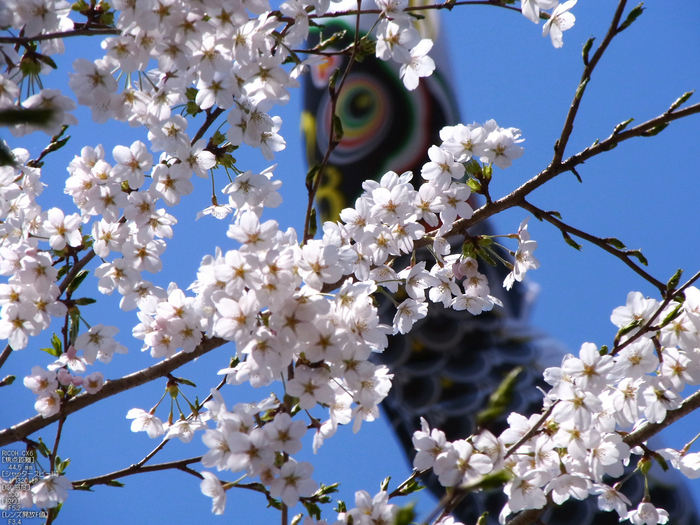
2,0,700,523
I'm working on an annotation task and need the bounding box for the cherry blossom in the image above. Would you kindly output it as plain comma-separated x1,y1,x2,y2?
200,472,227,515
4,1,698,523
542,1,578,48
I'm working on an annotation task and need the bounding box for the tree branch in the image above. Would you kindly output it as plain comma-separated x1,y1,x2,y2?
0,27,120,45
302,0,365,243
552,0,629,165
72,456,204,487
190,107,225,146
624,389,700,449
504,403,554,459
309,0,522,20
519,200,666,292
0,344,12,372
0,336,228,447
436,100,700,243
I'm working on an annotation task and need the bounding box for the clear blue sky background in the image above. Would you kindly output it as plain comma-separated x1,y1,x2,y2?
2,1,700,523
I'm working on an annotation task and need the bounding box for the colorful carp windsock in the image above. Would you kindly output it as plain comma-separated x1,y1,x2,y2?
302,4,698,524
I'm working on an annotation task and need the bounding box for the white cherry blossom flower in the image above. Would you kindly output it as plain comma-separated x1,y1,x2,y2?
348,490,397,525
542,0,577,48
434,439,493,486
31,474,71,509
503,470,548,512
376,20,420,63
269,459,317,507
412,418,449,470
42,208,82,250
589,483,631,519
126,408,165,438
627,501,669,525
399,39,435,91
35,392,61,417
544,473,589,505
199,472,226,515
521,0,559,24
83,372,105,394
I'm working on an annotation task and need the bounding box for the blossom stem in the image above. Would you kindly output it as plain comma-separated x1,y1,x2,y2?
130,375,226,474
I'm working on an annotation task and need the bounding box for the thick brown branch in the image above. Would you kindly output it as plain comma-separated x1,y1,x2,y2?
624,389,700,448
0,336,228,448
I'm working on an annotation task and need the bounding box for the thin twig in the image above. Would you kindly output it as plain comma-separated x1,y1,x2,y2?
504,404,554,459
48,416,66,474
0,344,12,372
72,456,204,487
388,468,428,499
309,0,521,20
281,502,288,525
302,0,365,243
552,0,629,165
190,107,225,146
520,200,665,292
0,26,119,45
57,248,96,295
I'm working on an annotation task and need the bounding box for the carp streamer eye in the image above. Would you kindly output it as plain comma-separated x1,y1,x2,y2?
317,73,392,165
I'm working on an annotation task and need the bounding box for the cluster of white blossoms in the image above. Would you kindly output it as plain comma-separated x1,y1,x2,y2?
15,0,700,522
411,288,700,524
118,118,529,516
0,0,579,139
3,114,533,512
